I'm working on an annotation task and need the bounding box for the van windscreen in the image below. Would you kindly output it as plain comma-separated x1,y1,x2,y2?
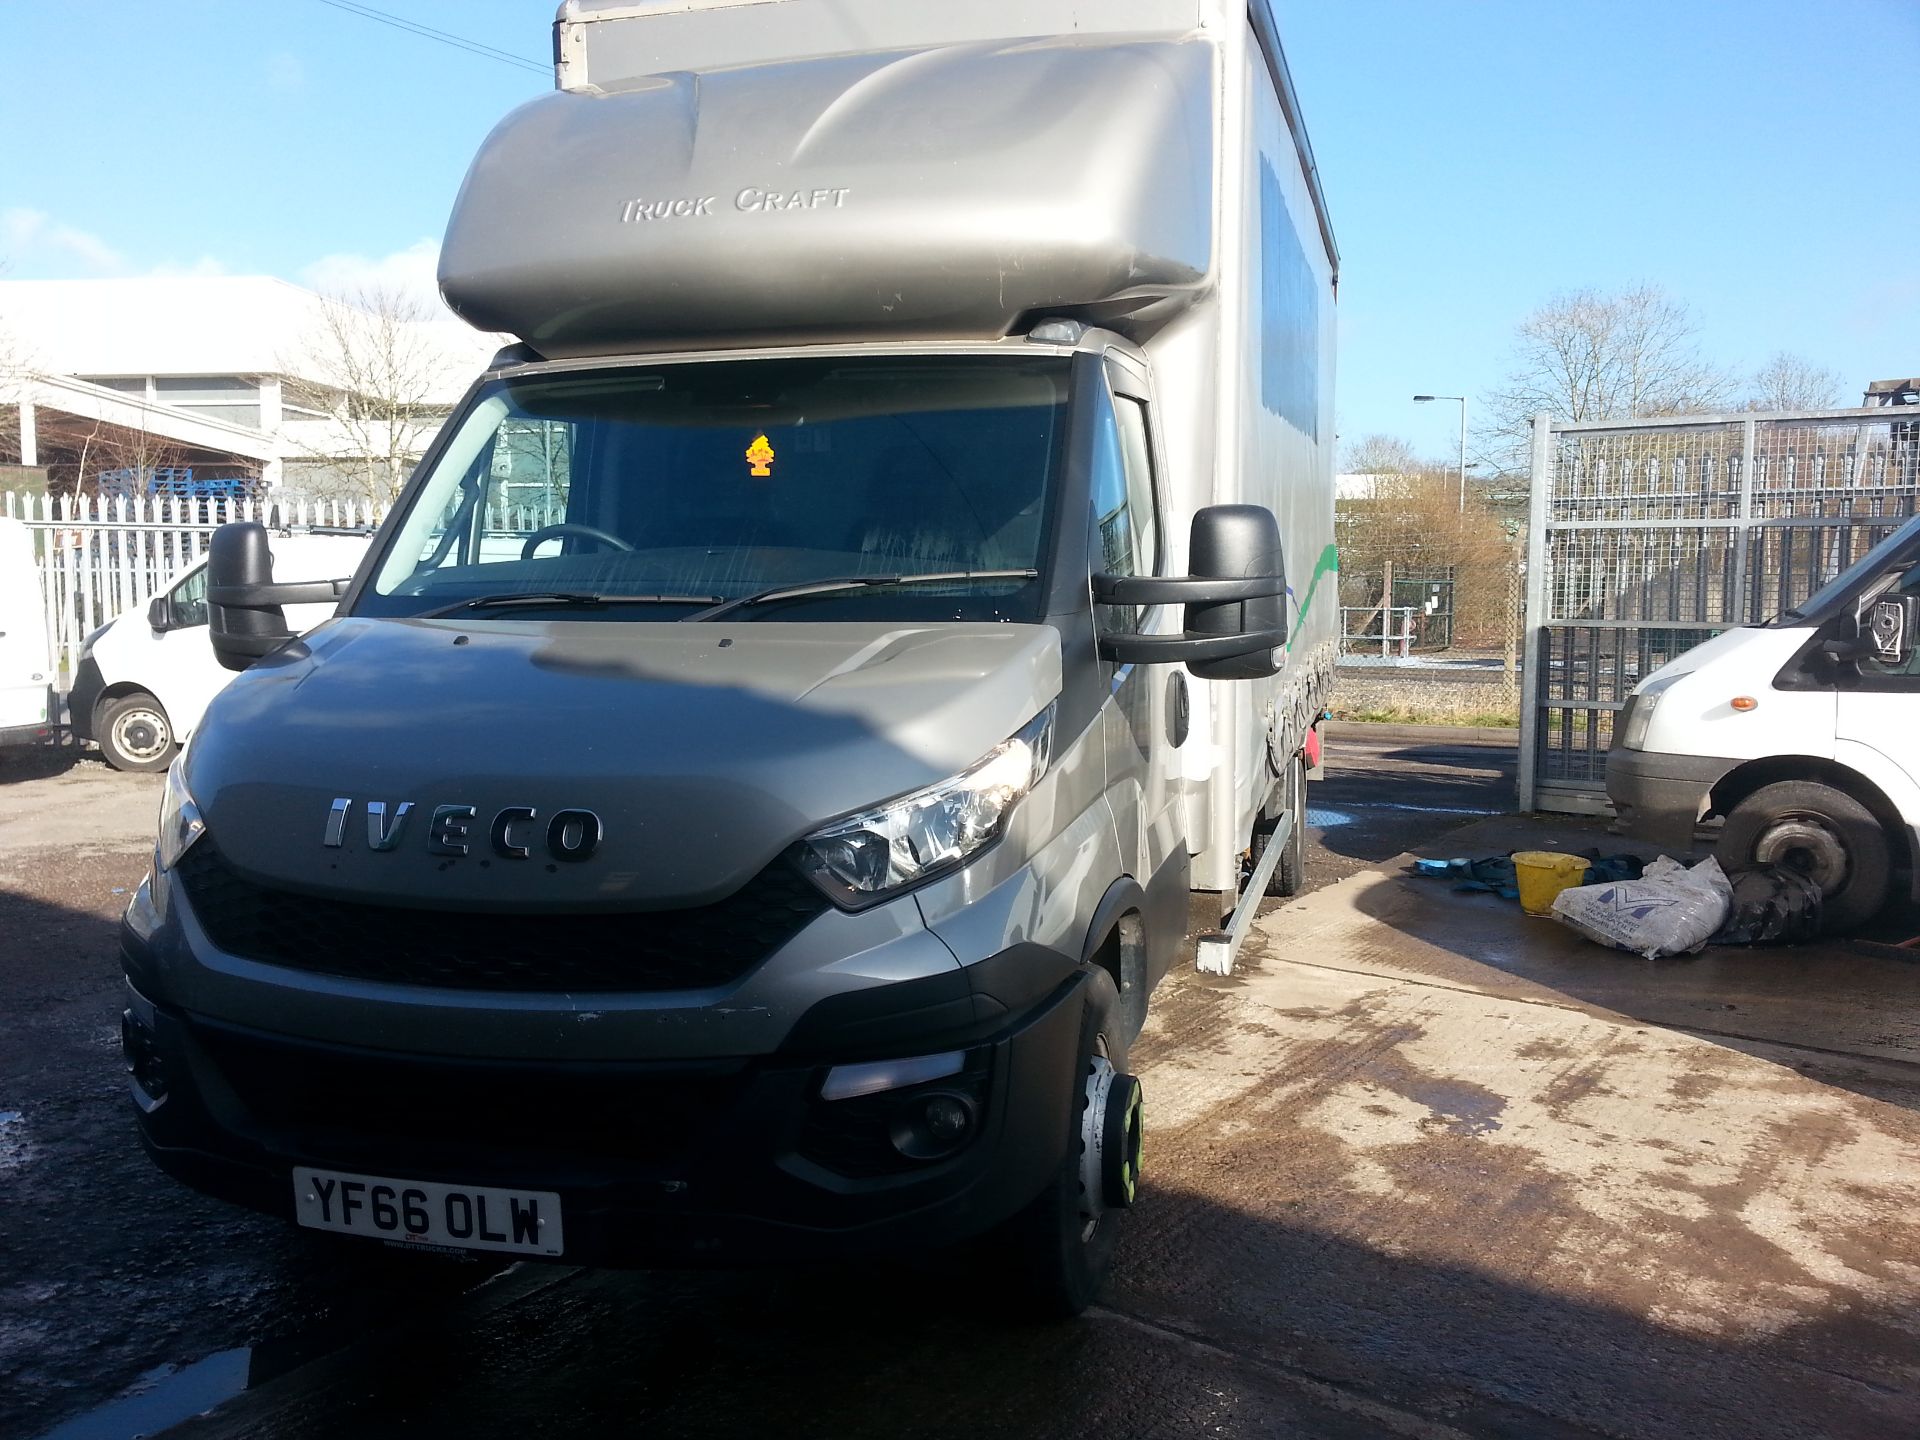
359,355,1070,625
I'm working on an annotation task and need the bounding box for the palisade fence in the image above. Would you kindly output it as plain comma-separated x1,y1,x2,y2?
2,490,387,687
1518,406,1920,813
3,489,580,694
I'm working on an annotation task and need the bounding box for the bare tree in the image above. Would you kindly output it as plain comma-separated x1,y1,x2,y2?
1336,464,1516,649
0,318,31,467
281,286,453,505
1482,285,1735,463
67,418,190,498
1341,433,1421,475
1746,351,1845,413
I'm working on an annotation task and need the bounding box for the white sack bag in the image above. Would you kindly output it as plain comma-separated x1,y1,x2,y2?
1550,855,1733,960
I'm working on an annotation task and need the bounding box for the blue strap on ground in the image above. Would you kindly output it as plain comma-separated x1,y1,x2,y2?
1412,853,1643,902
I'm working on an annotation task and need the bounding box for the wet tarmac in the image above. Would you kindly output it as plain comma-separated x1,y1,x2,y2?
5,733,1917,1439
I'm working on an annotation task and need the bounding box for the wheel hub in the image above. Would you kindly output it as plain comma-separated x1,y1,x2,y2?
114,710,170,762
1079,1056,1144,1224
1754,816,1849,895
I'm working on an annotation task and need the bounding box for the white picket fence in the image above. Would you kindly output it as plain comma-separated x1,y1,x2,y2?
2,489,389,689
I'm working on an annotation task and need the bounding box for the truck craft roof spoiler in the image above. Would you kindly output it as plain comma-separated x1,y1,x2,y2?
440,35,1214,356
548,0,1337,288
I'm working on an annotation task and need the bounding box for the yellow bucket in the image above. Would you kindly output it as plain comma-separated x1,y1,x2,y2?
1513,851,1590,916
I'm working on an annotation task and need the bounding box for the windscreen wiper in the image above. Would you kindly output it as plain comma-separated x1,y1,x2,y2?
417,590,723,619
682,570,1040,624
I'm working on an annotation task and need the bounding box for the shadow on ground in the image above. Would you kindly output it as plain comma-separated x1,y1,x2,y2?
156,1180,1920,1440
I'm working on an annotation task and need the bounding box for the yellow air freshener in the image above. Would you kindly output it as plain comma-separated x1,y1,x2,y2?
745,434,775,477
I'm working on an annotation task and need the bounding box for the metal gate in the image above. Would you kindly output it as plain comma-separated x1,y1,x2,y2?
1518,406,1920,812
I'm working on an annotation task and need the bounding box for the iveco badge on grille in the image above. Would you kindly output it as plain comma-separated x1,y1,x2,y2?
323,798,602,861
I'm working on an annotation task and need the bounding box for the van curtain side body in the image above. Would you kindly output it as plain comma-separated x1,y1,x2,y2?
121,0,1337,1313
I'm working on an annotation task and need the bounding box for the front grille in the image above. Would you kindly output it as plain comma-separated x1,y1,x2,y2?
192,1020,747,1169
175,840,826,992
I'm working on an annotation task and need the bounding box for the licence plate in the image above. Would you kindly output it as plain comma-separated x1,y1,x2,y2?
292,1166,563,1257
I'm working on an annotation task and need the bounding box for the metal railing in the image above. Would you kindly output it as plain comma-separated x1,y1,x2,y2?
3,490,385,686
1518,407,1920,812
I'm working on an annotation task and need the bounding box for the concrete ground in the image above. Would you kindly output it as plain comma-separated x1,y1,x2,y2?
4,733,1918,1439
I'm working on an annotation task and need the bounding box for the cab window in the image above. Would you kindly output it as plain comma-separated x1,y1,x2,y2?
1091,387,1161,635
170,565,209,628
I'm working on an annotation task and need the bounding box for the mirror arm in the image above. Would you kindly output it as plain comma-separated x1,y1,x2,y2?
1093,573,1286,606
1098,628,1287,665
208,578,350,607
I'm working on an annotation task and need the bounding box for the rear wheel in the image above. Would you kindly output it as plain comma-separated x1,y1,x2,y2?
1250,753,1307,898
1718,780,1891,933
98,692,177,772
994,1006,1142,1319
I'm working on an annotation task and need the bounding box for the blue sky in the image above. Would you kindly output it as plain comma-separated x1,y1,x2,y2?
3,1,1917,462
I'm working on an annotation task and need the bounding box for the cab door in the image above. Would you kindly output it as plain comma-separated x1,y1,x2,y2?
1092,358,1186,964
141,562,233,737
1836,563,1920,801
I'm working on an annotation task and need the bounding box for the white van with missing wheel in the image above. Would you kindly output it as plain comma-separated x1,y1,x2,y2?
1610,513,1920,931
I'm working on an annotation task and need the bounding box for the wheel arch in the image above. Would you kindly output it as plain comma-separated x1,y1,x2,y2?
1709,754,1913,875
1080,877,1148,1040
94,682,170,729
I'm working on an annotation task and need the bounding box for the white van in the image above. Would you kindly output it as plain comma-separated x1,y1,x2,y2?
0,517,56,753
1610,513,1920,930
70,532,371,771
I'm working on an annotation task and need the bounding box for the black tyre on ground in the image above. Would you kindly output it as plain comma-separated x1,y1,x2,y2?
1718,780,1892,934
993,995,1141,1319
1250,753,1306,898
97,692,177,772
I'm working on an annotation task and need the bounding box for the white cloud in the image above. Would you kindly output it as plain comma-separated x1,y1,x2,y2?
1,207,125,274
300,239,446,311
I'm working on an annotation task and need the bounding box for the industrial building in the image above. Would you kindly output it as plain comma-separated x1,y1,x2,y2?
0,276,495,499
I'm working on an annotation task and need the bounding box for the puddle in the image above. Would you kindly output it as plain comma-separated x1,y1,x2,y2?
1402,1076,1507,1137
0,1110,29,1171
1309,803,1499,829
35,1348,251,1440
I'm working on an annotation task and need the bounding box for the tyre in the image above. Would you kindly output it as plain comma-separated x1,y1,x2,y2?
97,692,177,772
1250,753,1307,898
993,1001,1142,1319
1718,781,1892,934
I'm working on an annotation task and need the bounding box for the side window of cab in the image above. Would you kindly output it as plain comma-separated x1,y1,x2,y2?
1860,564,1920,681
170,565,209,628
1090,386,1161,635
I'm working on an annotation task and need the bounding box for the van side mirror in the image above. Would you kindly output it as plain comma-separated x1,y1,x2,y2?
1866,596,1919,667
147,595,174,631
208,523,291,671
206,522,352,672
1092,504,1288,679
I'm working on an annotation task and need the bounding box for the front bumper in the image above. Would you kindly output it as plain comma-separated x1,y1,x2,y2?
121,956,1089,1268
68,659,104,744
1606,747,1739,846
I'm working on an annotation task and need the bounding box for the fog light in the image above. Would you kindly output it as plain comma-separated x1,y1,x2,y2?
122,1008,168,1107
889,1090,977,1160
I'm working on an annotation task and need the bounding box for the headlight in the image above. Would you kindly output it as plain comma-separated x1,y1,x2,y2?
79,622,111,659
1622,672,1688,751
795,706,1055,908
156,757,206,872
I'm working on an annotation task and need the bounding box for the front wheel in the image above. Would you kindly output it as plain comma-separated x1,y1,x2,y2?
97,692,177,772
1718,780,1892,934
992,1007,1143,1318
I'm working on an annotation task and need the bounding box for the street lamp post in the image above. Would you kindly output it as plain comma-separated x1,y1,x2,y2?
1413,394,1467,512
